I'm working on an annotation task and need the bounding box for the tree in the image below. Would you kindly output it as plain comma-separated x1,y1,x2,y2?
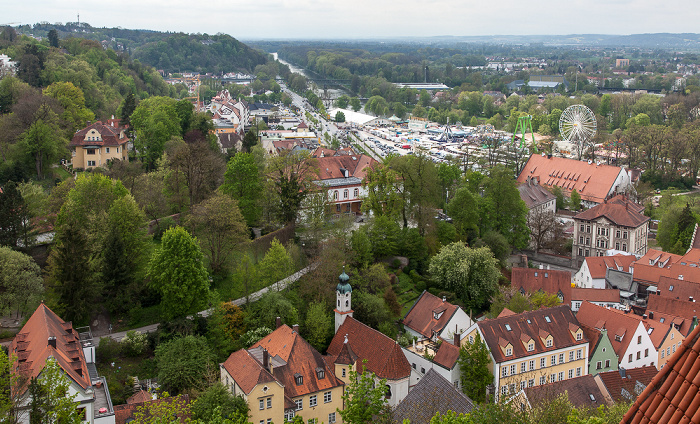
47,30,59,48
428,242,500,312
335,111,346,122
351,229,373,269
257,238,294,290
304,302,332,352
192,382,249,422
187,192,248,273
246,291,298,330
446,187,480,242
458,333,492,403
148,226,211,320
155,335,215,394
350,97,361,112
242,130,258,153
170,139,226,206
338,363,389,424
267,150,318,224
0,181,32,249
481,166,529,249
28,358,83,424
0,247,43,317
353,291,392,330
570,189,581,211
221,153,263,227
43,82,94,136
527,209,557,253
130,96,181,169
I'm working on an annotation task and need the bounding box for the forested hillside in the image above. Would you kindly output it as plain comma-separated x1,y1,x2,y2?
14,22,268,74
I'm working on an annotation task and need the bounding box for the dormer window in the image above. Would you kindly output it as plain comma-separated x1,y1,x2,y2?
295,374,303,385
434,311,443,320
506,347,512,356
576,332,582,341
527,342,534,352
546,339,553,348
316,368,325,379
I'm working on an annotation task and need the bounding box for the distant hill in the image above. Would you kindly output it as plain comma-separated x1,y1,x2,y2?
15,22,269,74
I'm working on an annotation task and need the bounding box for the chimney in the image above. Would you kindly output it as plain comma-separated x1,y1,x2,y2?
454,332,460,347
292,324,299,333
276,317,282,329
642,314,647,319
442,296,446,302
48,337,57,349
263,349,269,370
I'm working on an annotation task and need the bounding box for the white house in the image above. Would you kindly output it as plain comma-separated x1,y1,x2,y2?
402,291,474,341
574,254,636,288
402,334,462,389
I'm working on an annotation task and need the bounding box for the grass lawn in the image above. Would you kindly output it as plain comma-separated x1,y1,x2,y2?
96,355,157,405
395,272,421,317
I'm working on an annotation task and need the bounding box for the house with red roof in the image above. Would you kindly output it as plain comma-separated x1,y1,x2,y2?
646,296,699,338
572,194,649,264
462,305,589,400
221,324,344,424
573,254,636,288
516,153,633,208
114,393,190,424
312,154,378,218
10,303,115,424
69,121,129,170
594,367,657,404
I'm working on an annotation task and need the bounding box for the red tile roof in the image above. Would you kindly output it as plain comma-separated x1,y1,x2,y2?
126,390,152,404
315,155,377,181
477,305,586,363
10,303,90,395
403,291,459,339
517,154,626,203
221,349,276,395
621,323,700,423
252,325,344,398
575,302,642,359
525,374,607,409
433,340,461,370
571,288,621,304
584,254,636,279
597,367,657,403
511,268,572,304
328,317,411,380
574,195,649,228
646,296,699,336
70,121,129,148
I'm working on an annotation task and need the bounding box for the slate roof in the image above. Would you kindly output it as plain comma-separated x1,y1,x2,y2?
477,305,586,363
518,178,556,209
511,268,572,304
576,302,643,358
10,303,91,395
392,369,474,424
517,154,626,204
597,367,658,403
583,254,636,279
574,195,649,228
524,374,607,409
70,121,128,147
403,291,459,339
252,325,344,398
621,323,700,423
328,317,411,380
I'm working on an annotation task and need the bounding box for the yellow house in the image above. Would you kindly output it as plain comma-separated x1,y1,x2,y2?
222,324,344,424
462,305,590,400
69,120,129,170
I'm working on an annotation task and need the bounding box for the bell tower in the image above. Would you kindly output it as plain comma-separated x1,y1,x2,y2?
334,267,353,333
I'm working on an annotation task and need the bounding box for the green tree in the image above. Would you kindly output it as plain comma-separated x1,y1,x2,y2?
43,82,94,136
335,111,346,122
246,292,298,330
148,226,211,320
0,181,32,249
221,153,263,227
570,189,581,211
338,363,389,424
353,291,392,330
130,96,181,169
192,382,249,422
428,242,500,312
28,358,83,424
155,335,215,394
446,186,480,242
335,95,350,109
47,29,59,48
16,99,67,180
258,238,294,290
0,246,43,317
482,165,529,249
351,229,373,269
551,185,566,210
304,302,332,352
458,333,492,403
350,97,361,112
242,130,258,153
187,192,248,273
267,150,317,224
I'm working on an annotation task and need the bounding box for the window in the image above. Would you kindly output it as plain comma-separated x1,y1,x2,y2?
558,372,564,381
317,369,325,379
506,347,512,356
267,398,272,409
616,230,621,238
661,349,665,359
295,399,303,411
569,369,574,379
336,204,341,212
342,368,346,378
421,367,425,374
528,379,534,387
385,385,391,399
559,353,565,364
295,375,303,385
577,349,582,360
343,189,348,199
546,339,553,348
623,231,628,239
586,225,591,233
328,413,336,424
501,386,507,396
528,342,534,352
412,363,416,369
309,395,317,407
605,359,610,368
671,333,675,340
576,332,583,341
616,242,620,250
509,384,515,394
569,351,574,362
645,348,649,357
502,367,508,377
550,374,556,383
638,336,642,344
87,160,96,167
540,376,547,385
353,188,359,197
308,419,317,424
580,224,585,232
529,360,535,371
324,391,332,403
576,367,582,377
260,399,265,410
510,364,516,375
596,361,602,370
520,363,526,373
673,344,677,353
636,351,641,360
520,381,526,389
540,358,546,368
622,243,627,251
667,347,671,356
117,147,120,153
551,355,556,366
87,149,96,155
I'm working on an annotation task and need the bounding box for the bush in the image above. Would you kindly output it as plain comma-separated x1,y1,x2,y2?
153,216,177,241
121,330,149,357
378,321,397,339
96,337,122,364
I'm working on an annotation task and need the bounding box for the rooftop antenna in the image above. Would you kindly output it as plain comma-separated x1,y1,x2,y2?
77,13,80,26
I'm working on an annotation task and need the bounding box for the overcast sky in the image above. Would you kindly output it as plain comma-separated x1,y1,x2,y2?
5,0,700,40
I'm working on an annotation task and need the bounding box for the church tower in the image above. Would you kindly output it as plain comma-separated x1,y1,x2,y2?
334,268,353,333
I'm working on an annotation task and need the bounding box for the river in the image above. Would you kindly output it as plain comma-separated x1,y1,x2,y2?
273,52,350,102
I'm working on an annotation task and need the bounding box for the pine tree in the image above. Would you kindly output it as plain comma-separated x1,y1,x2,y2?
458,333,493,403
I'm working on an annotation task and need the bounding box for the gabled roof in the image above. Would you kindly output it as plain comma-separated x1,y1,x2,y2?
10,303,91,395
621,323,700,423
252,325,344,398
392,369,474,424
574,195,649,228
517,179,556,209
432,340,460,370
403,291,459,339
580,323,604,355
570,288,621,304
575,302,644,358
334,340,358,365
517,154,626,203
646,296,699,337
315,154,377,181
511,268,572,305
70,121,128,147
221,349,277,395
584,254,636,279
597,367,658,404
477,305,585,363
126,390,153,404
524,374,607,409
328,317,411,380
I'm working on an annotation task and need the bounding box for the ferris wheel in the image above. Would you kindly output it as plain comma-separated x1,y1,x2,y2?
559,105,597,144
